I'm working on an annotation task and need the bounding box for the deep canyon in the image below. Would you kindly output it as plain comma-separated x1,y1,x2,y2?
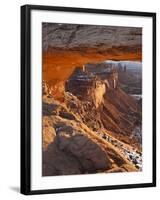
42,23,142,176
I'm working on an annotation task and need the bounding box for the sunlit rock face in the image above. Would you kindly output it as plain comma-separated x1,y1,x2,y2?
42,23,142,98
65,66,118,108
42,24,142,176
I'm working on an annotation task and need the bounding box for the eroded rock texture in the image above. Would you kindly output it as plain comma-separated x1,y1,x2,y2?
42,23,142,176
42,23,142,97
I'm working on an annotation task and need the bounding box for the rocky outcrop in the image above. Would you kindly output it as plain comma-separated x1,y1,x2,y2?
93,80,106,108
65,66,118,107
43,116,56,151
43,75,141,176
42,23,142,52
42,23,142,176
43,118,112,175
42,85,138,176
65,67,106,108
42,23,142,96
65,67,141,148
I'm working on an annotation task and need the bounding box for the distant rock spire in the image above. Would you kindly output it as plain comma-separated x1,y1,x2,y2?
82,65,85,72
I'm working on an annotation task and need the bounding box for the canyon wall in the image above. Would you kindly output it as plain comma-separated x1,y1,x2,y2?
65,66,141,144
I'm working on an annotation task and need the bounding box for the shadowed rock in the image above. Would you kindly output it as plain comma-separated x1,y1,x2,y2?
43,117,112,176
42,23,142,52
